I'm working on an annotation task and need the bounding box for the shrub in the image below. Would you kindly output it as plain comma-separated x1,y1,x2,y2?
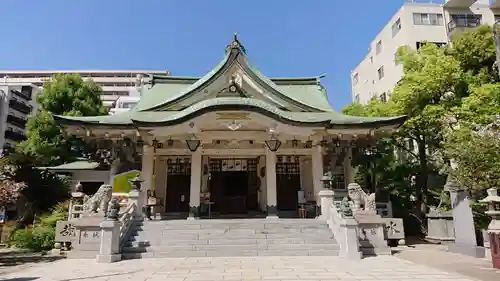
10,226,55,252
9,201,69,251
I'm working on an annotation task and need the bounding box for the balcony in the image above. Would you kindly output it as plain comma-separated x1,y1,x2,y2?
7,114,27,128
444,0,477,8
10,86,33,101
9,99,32,114
4,128,26,142
447,15,482,34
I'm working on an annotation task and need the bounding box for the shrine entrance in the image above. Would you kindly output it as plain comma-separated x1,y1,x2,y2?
208,158,259,215
276,156,300,217
165,158,191,213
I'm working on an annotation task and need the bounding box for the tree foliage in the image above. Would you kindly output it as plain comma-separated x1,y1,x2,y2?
14,73,108,166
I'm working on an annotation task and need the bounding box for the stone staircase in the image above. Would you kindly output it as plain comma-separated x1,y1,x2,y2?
122,218,339,259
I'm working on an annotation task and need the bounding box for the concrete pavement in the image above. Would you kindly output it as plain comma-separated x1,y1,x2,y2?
0,255,485,281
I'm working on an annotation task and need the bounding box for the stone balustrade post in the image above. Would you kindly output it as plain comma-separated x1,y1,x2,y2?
96,219,121,263
338,217,362,260
128,176,144,217
96,198,121,263
318,190,334,220
128,189,141,216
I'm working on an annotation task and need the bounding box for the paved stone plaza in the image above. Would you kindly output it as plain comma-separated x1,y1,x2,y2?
0,255,485,281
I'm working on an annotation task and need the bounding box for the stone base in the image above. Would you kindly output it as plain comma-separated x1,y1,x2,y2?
448,243,486,258
266,215,279,220
96,253,122,263
425,236,455,244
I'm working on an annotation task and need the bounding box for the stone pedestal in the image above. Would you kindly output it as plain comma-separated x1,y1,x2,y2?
67,215,105,259
128,189,142,217
426,209,455,244
448,190,485,258
318,190,334,220
96,219,121,263
354,211,391,256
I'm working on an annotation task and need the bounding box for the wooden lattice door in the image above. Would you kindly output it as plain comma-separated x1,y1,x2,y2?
276,156,300,214
165,158,191,213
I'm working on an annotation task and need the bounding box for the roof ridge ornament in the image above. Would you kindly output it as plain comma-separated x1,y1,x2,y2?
226,32,247,54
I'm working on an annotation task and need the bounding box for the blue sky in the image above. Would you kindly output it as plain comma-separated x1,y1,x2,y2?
2,0,412,111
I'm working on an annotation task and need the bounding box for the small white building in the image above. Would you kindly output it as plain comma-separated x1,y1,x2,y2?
351,0,499,104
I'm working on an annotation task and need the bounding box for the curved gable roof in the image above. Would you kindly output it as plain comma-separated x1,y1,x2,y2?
133,36,333,112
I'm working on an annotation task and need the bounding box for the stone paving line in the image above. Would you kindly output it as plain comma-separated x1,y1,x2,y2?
0,255,482,281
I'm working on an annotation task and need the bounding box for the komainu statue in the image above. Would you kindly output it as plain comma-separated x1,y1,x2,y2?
347,183,376,213
82,184,113,216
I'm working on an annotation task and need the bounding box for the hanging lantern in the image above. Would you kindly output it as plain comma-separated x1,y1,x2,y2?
305,140,313,148
265,138,281,152
186,139,201,152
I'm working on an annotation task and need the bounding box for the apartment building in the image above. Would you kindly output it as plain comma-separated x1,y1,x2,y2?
351,0,500,104
0,83,40,153
0,70,169,153
0,70,169,108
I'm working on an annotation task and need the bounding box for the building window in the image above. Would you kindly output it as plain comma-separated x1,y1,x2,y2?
355,94,360,102
416,41,447,50
376,40,382,55
392,18,402,37
369,56,373,64
413,13,444,26
352,73,359,85
380,92,387,103
377,66,384,80
449,14,482,31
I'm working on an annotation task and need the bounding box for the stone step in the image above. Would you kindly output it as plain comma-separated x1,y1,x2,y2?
121,218,339,259
128,234,335,243
136,219,327,228
124,237,336,247
122,249,339,259
123,243,339,253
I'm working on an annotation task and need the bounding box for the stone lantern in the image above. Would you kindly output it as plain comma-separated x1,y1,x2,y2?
128,176,144,191
479,188,500,269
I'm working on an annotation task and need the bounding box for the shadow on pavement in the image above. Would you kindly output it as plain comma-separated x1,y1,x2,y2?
58,271,140,281
2,277,40,281
0,250,65,267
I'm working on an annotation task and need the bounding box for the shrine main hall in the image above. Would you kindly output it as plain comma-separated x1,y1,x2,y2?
54,35,405,219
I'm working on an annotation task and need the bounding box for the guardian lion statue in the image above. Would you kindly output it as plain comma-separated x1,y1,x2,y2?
347,183,376,213
82,184,113,216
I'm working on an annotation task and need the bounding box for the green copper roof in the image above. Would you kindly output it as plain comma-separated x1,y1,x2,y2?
38,160,100,171
53,34,406,130
133,37,333,113
54,97,406,128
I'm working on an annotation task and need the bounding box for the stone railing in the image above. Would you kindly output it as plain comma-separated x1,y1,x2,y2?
319,190,362,260
118,202,137,249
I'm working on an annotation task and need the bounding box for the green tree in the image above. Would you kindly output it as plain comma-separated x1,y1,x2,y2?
15,73,108,166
